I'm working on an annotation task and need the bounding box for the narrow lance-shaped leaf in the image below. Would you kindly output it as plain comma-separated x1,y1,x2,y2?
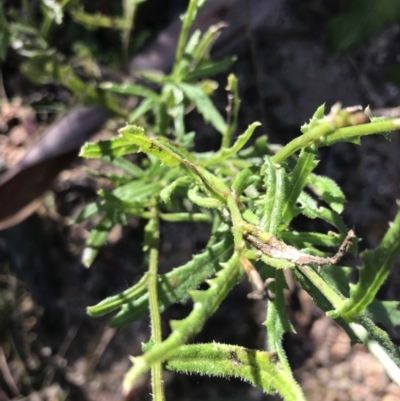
129,98,155,123
187,185,224,209
83,211,124,267
80,136,139,159
178,82,227,134
282,146,318,224
120,125,182,167
265,270,295,375
100,82,160,100
160,177,191,203
331,207,400,320
108,156,145,178
185,57,236,81
281,231,343,249
165,343,306,401
98,189,152,215
109,237,234,327
87,237,232,320
256,157,294,374
171,86,185,139
297,191,349,234
113,181,163,203
366,300,400,330
193,22,227,64
203,122,261,166
260,158,285,234
307,173,346,214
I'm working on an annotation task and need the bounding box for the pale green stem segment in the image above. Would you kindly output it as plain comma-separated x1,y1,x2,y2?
146,210,165,401
349,321,400,386
271,120,334,165
325,118,400,146
272,117,400,165
297,264,345,309
226,194,246,251
222,73,240,148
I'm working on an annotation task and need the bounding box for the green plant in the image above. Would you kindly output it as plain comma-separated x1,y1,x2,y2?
73,1,400,399
0,0,145,110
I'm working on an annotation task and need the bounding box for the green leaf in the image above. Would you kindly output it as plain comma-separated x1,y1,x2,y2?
41,0,64,26
187,185,223,209
71,6,127,30
185,29,201,57
98,189,150,215
366,300,400,330
185,57,236,81
259,157,285,234
297,191,349,234
193,22,226,63
165,343,306,401
171,85,185,139
83,211,124,267
308,173,346,214
129,98,155,123
300,104,325,134
109,237,233,326
160,177,191,203
177,82,227,134
100,82,160,100
319,264,400,339
282,147,318,223
112,181,162,203
173,0,208,68
281,231,343,249
72,201,100,223
203,122,261,166
87,273,149,317
332,207,400,320
120,125,182,167
108,156,145,177
231,168,261,198
265,271,295,374
80,136,139,159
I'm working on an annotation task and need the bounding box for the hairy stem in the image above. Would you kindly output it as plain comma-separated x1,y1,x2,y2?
147,210,165,401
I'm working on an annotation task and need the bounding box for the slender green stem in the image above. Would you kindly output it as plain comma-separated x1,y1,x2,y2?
297,264,345,309
323,118,400,146
147,209,165,401
226,194,245,251
222,74,240,148
271,121,334,165
159,212,211,222
272,118,400,165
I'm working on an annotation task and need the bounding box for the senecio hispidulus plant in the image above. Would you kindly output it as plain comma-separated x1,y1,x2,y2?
76,1,400,399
